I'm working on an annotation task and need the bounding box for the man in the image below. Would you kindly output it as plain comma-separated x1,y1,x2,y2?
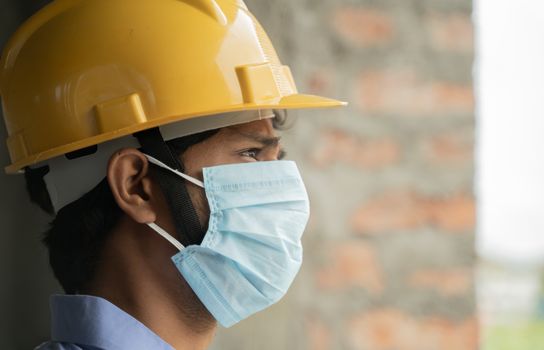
1,0,345,349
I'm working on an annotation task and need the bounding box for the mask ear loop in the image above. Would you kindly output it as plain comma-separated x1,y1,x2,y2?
147,223,185,251
143,154,206,251
144,154,204,188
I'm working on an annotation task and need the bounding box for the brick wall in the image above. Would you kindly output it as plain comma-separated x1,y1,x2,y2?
0,0,475,348
210,0,476,349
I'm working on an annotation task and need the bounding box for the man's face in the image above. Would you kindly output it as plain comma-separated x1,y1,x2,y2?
157,118,285,232
104,117,290,329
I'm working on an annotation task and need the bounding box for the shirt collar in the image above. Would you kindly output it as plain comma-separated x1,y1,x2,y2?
50,294,174,350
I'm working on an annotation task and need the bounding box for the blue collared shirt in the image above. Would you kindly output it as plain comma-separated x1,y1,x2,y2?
35,294,174,350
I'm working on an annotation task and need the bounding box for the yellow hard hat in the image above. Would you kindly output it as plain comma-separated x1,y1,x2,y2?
0,0,345,174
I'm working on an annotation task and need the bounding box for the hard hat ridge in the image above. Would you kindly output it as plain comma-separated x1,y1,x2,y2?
185,0,228,26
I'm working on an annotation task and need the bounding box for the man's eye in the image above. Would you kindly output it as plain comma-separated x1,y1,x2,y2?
240,149,260,159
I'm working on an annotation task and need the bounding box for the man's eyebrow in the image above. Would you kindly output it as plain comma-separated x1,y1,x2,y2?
237,132,282,147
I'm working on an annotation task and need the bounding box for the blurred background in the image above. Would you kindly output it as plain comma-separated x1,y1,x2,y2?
0,0,542,349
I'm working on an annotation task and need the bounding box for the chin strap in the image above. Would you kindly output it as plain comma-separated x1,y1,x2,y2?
134,128,205,246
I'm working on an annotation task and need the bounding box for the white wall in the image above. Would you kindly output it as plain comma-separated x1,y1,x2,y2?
476,0,544,263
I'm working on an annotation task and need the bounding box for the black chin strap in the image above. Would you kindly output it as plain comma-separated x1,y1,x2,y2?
134,128,205,246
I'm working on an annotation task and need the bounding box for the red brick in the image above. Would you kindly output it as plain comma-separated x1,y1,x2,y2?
316,241,384,294
306,317,332,350
356,69,474,116
426,13,473,53
349,309,478,350
312,129,399,169
424,132,473,164
351,192,475,234
307,70,334,96
351,192,424,234
333,8,395,47
408,268,473,297
429,193,476,232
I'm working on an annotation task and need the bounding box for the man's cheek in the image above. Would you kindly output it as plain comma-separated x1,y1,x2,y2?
187,184,210,230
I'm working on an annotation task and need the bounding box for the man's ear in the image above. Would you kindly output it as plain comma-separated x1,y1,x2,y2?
107,148,156,224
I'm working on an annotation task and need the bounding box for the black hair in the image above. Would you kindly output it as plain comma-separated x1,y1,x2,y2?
25,111,288,294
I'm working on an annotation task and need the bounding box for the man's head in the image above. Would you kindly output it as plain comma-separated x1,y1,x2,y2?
2,0,345,334
25,112,288,296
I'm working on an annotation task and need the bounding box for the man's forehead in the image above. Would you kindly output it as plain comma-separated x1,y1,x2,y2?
225,118,278,139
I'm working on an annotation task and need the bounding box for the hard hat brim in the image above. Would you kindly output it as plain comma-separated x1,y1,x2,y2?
278,94,348,108
5,94,347,174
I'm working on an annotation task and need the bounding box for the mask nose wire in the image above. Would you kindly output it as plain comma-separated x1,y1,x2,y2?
144,154,205,188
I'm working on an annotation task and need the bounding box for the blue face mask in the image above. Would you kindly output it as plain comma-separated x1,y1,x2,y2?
144,155,310,328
